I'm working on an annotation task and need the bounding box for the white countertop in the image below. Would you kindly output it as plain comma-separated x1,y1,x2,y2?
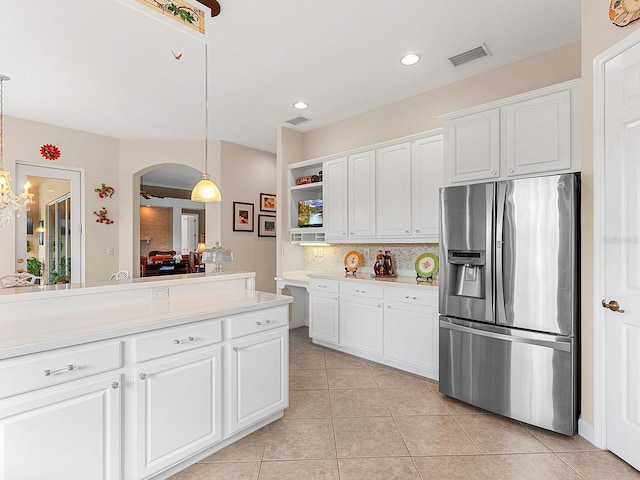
278,270,438,291
0,274,292,359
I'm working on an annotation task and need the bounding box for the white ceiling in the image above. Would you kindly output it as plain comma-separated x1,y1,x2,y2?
0,0,581,155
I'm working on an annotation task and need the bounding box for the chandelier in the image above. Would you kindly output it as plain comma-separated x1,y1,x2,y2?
0,75,33,227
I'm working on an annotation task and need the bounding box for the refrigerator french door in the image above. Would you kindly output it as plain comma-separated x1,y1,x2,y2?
438,174,579,435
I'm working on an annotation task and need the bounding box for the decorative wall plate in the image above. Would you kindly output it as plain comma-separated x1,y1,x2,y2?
344,250,363,272
610,0,640,27
415,253,438,278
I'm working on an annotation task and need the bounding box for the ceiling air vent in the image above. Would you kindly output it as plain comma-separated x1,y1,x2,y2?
448,44,491,67
286,116,310,126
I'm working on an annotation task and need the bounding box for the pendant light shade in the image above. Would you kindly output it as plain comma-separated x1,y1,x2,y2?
191,43,221,203
191,172,221,202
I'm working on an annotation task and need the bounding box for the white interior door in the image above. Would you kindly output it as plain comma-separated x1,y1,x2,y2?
180,214,198,254
603,39,640,471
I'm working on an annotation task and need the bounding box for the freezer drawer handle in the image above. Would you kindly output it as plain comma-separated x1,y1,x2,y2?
602,299,625,313
440,321,571,352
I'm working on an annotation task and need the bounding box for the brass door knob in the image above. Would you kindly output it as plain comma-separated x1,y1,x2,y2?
602,299,625,313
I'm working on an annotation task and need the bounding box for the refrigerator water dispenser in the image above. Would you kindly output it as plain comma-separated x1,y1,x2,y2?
447,250,485,299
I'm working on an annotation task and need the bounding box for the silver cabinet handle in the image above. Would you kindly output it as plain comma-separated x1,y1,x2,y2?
355,289,366,294
256,319,272,326
173,336,195,344
139,373,148,380
508,168,514,173
405,230,410,234
44,364,79,376
404,295,417,300
377,304,382,308
491,170,498,175
232,347,239,352
342,232,347,236
111,382,119,389
387,305,391,309
350,232,354,235
415,229,420,233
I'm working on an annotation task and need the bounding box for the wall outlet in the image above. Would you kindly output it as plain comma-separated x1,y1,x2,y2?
151,288,169,299
106,247,114,255
364,248,370,260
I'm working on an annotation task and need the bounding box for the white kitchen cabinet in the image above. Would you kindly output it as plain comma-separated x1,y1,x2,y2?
445,108,500,184
384,300,439,376
411,135,444,239
440,79,580,185
227,326,288,434
340,294,384,356
0,374,122,480
308,275,439,379
504,90,571,176
133,346,223,480
348,150,377,238
291,130,443,244
377,142,412,237
309,291,340,345
323,157,348,240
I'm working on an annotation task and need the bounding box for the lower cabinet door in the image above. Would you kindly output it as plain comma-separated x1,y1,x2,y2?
340,296,384,355
227,327,288,434
384,301,439,374
0,374,122,480
134,346,223,479
309,291,340,344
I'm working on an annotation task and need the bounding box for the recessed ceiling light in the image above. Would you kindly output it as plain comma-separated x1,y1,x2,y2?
293,101,309,110
400,53,421,66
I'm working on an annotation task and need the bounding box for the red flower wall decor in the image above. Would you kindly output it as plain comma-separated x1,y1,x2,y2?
40,144,61,161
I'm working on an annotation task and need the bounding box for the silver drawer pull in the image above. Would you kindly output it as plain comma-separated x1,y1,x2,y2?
111,382,119,389
232,347,239,352
256,319,272,326
405,296,418,300
139,373,148,380
44,364,79,376
173,336,195,344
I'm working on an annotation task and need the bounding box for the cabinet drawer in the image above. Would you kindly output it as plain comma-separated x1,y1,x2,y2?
340,281,383,299
133,320,222,363
0,341,122,399
384,287,438,306
225,307,289,339
308,278,340,293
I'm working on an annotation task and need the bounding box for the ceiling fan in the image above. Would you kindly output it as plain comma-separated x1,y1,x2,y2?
140,176,164,200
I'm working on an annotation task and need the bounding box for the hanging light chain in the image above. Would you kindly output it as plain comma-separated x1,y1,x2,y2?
0,75,8,170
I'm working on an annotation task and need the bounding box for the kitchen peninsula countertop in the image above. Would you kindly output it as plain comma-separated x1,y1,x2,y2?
0,273,292,359
278,270,438,291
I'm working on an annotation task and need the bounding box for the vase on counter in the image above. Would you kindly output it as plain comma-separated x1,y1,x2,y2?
373,250,387,276
384,250,394,276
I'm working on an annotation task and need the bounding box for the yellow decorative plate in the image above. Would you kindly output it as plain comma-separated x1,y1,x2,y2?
344,250,363,272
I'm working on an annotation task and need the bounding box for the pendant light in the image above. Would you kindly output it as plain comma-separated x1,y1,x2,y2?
0,75,33,226
191,43,222,202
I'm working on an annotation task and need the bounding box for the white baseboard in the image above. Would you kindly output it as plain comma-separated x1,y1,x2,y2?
578,417,597,446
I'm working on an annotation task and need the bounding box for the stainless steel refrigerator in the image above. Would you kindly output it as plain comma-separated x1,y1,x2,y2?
438,173,579,435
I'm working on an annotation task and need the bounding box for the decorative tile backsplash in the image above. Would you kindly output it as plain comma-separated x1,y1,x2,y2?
303,243,439,278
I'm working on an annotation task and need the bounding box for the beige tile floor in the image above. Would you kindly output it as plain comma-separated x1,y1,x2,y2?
170,327,640,480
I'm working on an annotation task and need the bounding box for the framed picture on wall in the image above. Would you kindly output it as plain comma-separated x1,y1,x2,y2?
260,193,276,213
233,202,254,232
258,215,276,237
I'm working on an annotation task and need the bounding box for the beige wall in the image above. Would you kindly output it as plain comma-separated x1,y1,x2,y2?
1,116,119,282
579,1,640,426
302,43,581,160
220,140,277,293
